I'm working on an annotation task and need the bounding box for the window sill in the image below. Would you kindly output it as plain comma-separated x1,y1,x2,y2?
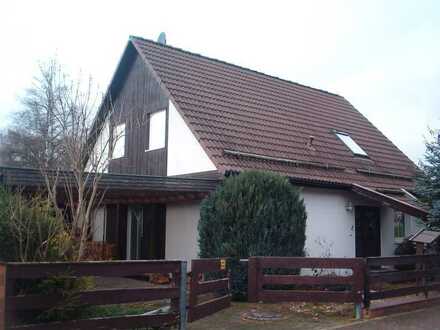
110,156,127,160
144,147,165,153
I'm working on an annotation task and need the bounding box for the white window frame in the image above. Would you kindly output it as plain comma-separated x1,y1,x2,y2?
112,123,126,159
147,109,166,151
335,131,368,157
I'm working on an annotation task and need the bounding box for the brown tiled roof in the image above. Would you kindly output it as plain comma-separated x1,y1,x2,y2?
130,36,419,190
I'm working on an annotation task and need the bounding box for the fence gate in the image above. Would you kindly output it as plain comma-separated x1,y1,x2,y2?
188,258,231,322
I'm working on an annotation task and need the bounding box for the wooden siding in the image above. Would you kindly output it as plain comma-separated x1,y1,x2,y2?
108,47,169,175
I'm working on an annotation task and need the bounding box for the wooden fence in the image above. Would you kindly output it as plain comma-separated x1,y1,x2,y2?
0,260,187,330
188,258,231,322
364,254,440,307
248,257,365,318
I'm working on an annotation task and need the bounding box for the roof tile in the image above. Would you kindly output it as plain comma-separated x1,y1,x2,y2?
131,36,418,190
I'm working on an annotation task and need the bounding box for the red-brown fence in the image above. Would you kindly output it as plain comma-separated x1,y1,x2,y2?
364,254,440,307
188,258,231,322
0,260,187,330
248,257,365,318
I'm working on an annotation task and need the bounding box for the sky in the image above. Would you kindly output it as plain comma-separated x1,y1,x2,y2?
0,0,439,164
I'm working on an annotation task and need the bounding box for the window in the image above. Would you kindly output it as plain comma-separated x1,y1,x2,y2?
335,132,368,156
148,110,166,150
394,211,405,241
112,123,125,159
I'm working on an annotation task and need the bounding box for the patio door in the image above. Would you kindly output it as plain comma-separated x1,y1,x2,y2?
127,205,144,260
355,206,381,257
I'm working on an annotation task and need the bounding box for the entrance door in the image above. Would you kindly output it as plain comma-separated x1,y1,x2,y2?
126,204,166,260
355,206,381,257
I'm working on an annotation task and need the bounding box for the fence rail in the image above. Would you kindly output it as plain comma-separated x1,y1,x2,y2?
0,260,187,330
364,254,440,307
188,258,231,322
248,256,365,318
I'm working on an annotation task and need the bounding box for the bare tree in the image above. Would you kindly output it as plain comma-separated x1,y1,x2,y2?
3,59,121,260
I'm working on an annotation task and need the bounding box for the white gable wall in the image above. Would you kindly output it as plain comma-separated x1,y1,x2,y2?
167,101,216,176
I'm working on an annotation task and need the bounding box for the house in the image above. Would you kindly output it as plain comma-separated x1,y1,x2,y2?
1,35,427,263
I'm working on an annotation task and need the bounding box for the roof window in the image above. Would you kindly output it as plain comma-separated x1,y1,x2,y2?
335,132,368,157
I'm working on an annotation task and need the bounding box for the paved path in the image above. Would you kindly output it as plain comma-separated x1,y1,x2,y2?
330,305,440,330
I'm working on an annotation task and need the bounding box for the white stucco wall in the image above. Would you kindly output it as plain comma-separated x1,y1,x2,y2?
163,186,423,263
165,201,201,265
167,101,216,176
302,187,357,258
380,207,395,256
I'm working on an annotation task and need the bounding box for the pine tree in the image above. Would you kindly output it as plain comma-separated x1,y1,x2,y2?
416,130,440,229
198,171,307,298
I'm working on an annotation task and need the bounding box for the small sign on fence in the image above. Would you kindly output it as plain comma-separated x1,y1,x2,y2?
220,258,227,270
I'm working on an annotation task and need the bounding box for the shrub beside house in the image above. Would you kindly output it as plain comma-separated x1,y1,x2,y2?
198,171,307,298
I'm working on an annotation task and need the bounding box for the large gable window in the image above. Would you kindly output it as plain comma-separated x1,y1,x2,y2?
112,123,126,159
148,110,166,151
335,132,368,157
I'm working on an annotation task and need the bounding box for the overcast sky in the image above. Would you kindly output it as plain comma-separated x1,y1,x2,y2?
0,0,439,163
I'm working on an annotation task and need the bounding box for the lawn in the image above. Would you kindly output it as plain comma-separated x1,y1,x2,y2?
189,302,357,330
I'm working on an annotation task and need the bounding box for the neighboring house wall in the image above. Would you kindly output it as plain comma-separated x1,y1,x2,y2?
167,101,216,176
405,215,425,236
165,201,200,265
89,120,110,173
108,49,169,175
381,209,425,256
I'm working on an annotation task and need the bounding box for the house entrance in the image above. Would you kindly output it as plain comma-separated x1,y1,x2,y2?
355,206,381,257
125,204,166,260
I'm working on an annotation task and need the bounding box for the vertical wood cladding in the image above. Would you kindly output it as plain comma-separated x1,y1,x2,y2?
108,48,168,175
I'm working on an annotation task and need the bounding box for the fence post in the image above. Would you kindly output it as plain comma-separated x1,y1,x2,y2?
248,257,258,303
363,258,370,310
0,264,6,330
179,261,188,330
352,259,365,320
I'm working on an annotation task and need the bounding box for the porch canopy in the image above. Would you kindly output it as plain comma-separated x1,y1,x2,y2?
351,183,428,220
0,166,220,204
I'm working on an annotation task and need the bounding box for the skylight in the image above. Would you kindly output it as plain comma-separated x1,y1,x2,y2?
335,132,368,156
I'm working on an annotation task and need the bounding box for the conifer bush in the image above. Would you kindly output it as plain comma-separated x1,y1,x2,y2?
198,171,307,298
